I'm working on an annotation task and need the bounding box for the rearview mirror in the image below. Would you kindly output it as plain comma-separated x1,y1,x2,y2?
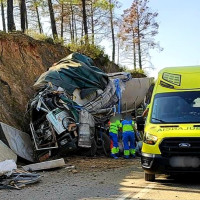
136,116,145,131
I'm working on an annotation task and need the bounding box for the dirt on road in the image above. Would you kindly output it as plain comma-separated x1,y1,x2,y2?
1,156,200,200
0,156,142,200
64,156,141,173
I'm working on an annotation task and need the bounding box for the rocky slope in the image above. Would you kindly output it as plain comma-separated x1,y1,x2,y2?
0,32,70,129
0,32,119,129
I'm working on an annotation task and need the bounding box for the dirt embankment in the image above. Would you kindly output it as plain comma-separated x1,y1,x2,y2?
0,32,120,130
0,33,70,129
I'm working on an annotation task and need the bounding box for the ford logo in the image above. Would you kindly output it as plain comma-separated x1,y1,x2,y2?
179,143,191,148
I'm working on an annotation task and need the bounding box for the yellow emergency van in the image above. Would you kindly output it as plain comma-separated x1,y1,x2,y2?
141,66,200,181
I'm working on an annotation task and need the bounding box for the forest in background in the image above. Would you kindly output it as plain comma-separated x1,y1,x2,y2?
0,0,162,71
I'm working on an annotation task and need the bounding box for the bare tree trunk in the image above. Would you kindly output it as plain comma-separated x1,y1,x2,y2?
74,13,78,43
7,0,16,32
34,0,43,33
81,21,84,45
47,0,58,39
70,3,74,42
137,27,142,69
1,0,6,32
133,30,136,70
136,7,142,70
91,2,94,45
61,2,64,38
82,0,88,43
133,41,137,70
109,0,115,62
20,0,26,33
117,39,120,65
25,5,28,30
69,16,73,42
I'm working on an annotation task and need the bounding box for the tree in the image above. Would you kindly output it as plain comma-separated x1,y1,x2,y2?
99,0,121,63
33,0,43,33
19,0,27,33
89,0,94,44
120,0,160,70
70,1,75,42
48,0,58,39
60,0,64,38
53,0,80,42
7,0,16,31
88,0,113,45
109,0,115,62
120,9,138,69
53,0,114,44
81,0,88,43
1,0,6,31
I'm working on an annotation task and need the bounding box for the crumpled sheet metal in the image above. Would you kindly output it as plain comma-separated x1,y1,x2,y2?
108,72,132,81
77,82,117,147
0,169,40,190
108,72,154,114
0,141,17,163
83,81,118,114
0,122,34,162
23,158,65,171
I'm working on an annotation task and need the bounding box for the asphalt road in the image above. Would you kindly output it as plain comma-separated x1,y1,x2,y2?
1,157,200,200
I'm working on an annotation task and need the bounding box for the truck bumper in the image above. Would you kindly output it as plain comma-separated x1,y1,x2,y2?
141,153,200,174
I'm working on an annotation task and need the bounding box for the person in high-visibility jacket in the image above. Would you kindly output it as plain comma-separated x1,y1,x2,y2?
109,115,121,159
120,116,137,159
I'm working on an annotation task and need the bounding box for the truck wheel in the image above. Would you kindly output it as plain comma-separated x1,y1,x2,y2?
96,132,111,156
144,173,155,182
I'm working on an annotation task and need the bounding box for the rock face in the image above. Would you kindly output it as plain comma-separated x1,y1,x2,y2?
0,33,69,129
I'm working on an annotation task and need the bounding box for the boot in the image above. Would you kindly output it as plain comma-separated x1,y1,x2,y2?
123,155,130,159
131,154,136,158
111,153,118,159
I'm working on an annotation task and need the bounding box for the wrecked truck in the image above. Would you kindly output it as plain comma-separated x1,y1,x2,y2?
28,53,153,161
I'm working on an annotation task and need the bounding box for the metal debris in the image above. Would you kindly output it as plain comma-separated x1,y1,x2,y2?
0,122,34,162
0,169,40,190
0,141,17,163
23,158,65,172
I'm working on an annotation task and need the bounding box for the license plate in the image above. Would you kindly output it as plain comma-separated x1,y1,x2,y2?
169,156,200,168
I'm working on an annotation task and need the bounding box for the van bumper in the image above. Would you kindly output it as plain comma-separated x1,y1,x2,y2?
141,153,167,174
141,153,200,174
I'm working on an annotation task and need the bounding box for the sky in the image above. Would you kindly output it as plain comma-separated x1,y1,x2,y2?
114,0,200,78
1,0,200,78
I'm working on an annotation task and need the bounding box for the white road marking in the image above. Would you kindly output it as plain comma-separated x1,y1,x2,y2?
131,183,156,199
116,193,132,200
117,183,156,200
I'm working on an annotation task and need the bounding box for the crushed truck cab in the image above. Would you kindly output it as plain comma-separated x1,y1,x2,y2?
141,66,200,181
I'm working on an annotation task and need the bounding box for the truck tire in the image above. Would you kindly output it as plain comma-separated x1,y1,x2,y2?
96,132,111,156
144,173,155,182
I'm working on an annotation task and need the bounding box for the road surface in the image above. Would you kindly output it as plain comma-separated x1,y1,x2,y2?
1,157,200,200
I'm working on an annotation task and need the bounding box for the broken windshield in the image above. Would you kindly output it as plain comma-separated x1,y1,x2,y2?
151,91,200,124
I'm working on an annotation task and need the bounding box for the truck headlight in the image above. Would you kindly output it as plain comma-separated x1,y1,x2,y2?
144,132,158,145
